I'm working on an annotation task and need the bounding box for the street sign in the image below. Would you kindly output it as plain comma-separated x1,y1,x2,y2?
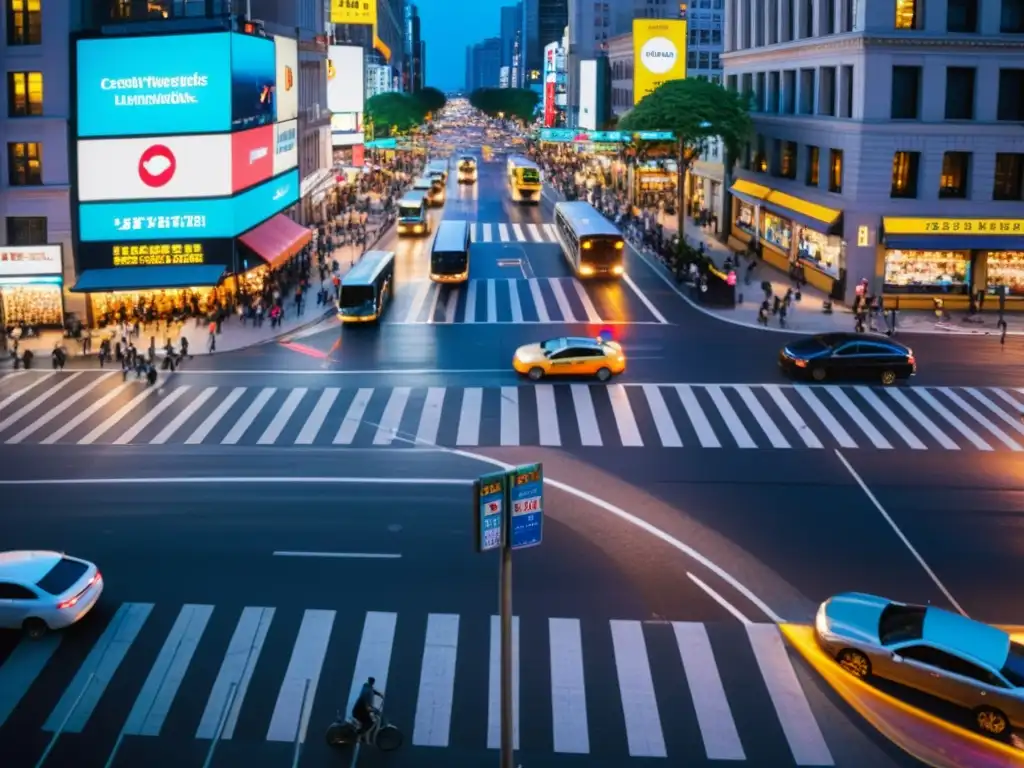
474,471,507,552
634,130,675,141
507,463,543,550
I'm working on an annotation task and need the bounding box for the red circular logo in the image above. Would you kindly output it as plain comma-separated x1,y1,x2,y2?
138,144,176,188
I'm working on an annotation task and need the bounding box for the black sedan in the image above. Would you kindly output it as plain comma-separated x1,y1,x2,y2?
779,332,916,385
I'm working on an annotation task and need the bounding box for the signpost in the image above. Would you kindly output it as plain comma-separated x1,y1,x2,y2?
472,463,544,768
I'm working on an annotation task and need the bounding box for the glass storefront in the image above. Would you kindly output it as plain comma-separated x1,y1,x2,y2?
796,226,843,278
883,250,971,294
88,286,229,328
760,211,792,252
984,251,1024,295
0,281,64,327
733,200,757,238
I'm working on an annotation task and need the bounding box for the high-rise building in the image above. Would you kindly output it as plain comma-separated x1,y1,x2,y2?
468,38,503,91
520,0,541,88
403,4,424,92
419,40,427,88
466,46,475,91
333,0,405,94
500,4,522,73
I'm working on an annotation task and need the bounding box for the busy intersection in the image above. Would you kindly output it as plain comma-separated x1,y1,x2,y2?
1,108,1023,768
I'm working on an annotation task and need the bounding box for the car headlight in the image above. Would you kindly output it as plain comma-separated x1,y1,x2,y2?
815,603,832,638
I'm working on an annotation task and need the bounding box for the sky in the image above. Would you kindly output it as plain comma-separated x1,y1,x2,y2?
418,0,501,92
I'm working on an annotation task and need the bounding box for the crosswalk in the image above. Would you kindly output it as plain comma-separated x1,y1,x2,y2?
463,220,559,244
0,602,835,764
2,371,1023,451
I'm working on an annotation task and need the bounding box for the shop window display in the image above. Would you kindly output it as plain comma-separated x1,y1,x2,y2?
985,251,1024,295
89,286,229,327
734,200,757,237
796,226,843,278
883,250,970,293
1,284,63,326
760,212,792,252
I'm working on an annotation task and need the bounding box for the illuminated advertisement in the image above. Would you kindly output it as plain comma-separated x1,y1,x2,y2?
331,113,363,147
231,33,276,130
78,169,300,241
77,240,234,270
231,125,274,192
543,42,557,128
0,245,63,276
273,120,298,175
273,35,298,122
76,33,233,138
330,0,376,25
633,19,687,105
327,45,365,114
578,60,597,131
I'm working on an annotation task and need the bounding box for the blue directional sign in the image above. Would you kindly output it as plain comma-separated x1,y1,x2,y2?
634,130,676,141
538,128,577,142
507,463,543,550
588,130,629,143
474,471,507,553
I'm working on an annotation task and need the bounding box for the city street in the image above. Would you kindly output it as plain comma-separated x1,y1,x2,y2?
1,152,1021,768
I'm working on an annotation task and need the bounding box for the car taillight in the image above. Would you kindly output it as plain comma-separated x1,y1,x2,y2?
58,571,100,610
907,355,916,366
794,359,808,368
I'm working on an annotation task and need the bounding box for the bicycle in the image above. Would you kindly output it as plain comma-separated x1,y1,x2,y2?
325,707,403,752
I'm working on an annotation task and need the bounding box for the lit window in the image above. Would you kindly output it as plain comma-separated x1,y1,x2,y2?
895,0,919,29
7,142,43,186
6,0,42,45
7,71,43,116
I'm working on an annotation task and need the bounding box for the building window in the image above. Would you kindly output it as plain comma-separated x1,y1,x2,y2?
939,152,970,198
806,145,819,186
780,141,797,180
890,66,921,119
753,135,768,173
6,0,41,45
944,67,975,120
997,69,1024,120
828,149,843,193
8,142,42,185
993,153,1024,200
946,0,978,31
890,151,920,198
1001,0,1024,32
7,71,43,117
5,216,47,245
895,0,921,29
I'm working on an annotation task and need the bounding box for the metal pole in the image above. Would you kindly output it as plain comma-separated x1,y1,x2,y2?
291,679,311,768
499,543,514,768
35,672,96,768
202,682,239,768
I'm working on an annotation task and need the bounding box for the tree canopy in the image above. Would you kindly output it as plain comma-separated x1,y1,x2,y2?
618,78,752,165
469,87,540,123
413,86,447,115
365,92,428,136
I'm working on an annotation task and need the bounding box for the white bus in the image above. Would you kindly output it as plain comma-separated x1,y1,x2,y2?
506,155,542,203
553,201,626,278
337,250,396,323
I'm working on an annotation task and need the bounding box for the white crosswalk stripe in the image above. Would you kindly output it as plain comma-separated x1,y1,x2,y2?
0,602,838,763
5,373,1024,453
445,221,560,244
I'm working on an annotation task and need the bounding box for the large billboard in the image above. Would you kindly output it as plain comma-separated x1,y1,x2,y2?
327,45,365,114
330,0,376,25
230,126,274,192
76,34,233,138
543,42,557,128
231,33,276,131
273,120,298,175
633,19,687,105
274,36,298,122
78,169,300,241
578,60,597,131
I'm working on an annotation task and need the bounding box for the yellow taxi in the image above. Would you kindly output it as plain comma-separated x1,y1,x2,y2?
513,336,626,382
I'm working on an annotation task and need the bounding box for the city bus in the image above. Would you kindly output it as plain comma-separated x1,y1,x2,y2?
553,201,626,278
506,155,542,203
456,155,477,183
413,175,445,207
430,219,471,283
337,250,396,323
426,159,449,183
397,191,430,236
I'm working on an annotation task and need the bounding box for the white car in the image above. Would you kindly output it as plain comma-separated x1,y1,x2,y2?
0,551,103,638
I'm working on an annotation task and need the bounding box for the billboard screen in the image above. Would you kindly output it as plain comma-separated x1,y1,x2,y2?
633,19,687,105
274,36,298,122
77,240,235,270
273,120,298,175
231,125,274,192
76,34,232,138
78,169,300,241
0,245,63,276
330,0,376,25
231,33,276,130
578,60,597,131
327,45,365,114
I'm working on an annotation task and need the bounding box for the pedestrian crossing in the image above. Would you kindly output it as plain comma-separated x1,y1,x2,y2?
0,602,835,764
391,275,667,324
2,371,1023,451
460,220,559,244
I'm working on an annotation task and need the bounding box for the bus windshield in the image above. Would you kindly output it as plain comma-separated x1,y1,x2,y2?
399,203,423,219
520,169,540,184
581,236,624,265
339,284,375,315
431,251,468,274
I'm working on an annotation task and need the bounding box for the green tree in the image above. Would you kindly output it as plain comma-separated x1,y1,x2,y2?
469,87,540,123
365,92,428,136
618,78,752,249
414,86,447,116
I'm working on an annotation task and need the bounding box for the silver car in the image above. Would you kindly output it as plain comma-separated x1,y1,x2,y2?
0,550,104,639
815,592,1024,737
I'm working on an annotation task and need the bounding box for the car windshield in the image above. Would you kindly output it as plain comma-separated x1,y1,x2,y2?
540,339,567,354
878,604,926,645
398,204,422,218
1002,641,1024,687
36,557,88,595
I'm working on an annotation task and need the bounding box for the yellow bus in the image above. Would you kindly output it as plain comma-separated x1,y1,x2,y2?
506,155,542,204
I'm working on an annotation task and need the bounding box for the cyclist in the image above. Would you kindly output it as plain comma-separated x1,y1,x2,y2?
352,676,384,735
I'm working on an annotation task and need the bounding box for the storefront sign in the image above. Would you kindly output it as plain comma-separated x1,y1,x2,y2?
884,218,1024,235
633,130,675,141
857,225,870,247
0,245,63,276
77,239,234,270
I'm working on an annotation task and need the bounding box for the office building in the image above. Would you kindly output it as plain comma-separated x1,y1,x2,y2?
724,0,1024,307
334,0,404,96
501,3,523,75
468,37,503,90
522,0,567,90
403,4,423,92
367,63,395,98
420,39,427,87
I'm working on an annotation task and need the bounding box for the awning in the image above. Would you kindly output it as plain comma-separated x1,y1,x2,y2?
71,265,226,293
882,217,1024,251
729,179,771,206
239,214,312,269
761,190,842,233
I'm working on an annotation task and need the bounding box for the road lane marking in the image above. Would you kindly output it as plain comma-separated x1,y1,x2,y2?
673,622,745,761
938,387,1021,451
733,384,789,448
793,387,857,448
508,279,523,322
853,385,926,450
184,386,245,444
500,386,519,446
570,384,602,446
334,387,373,444
549,618,589,754
486,279,497,323
543,223,557,240
966,387,1024,435
641,384,682,447
622,274,668,324
763,385,822,448
416,387,445,444
464,281,478,323
443,287,458,323
78,387,157,445
913,388,992,450
425,282,441,323
824,387,892,449
123,604,212,735
688,572,752,623
112,385,190,445
197,607,275,739
5,372,116,444
487,615,519,749
413,614,459,747
0,634,61,728
373,387,411,445
512,223,526,241
267,609,335,743
674,385,720,447
273,551,401,558
498,224,510,242
345,611,398,717
257,387,306,445
607,383,642,446
610,620,666,757
745,624,833,766
222,387,276,445
151,386,217,444
482,223,493,242
706,385,755,448
569,279,602,322
884,389,958,449
405,281,431,323
548,278,576,321
294,388,338,444
456,387,483,445
526,223,543,242
0,373,51,414
528,279,550,322
0,372,83,433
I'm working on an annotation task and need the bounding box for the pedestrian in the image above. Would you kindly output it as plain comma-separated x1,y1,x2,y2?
208,320,217,353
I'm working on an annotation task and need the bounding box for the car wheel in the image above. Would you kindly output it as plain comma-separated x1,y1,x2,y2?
595,367,612,382
836,648,871,678
810,367,826,382
528,367,544,381
880,369,897,386
975,706,1009,736
22,618,48,640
